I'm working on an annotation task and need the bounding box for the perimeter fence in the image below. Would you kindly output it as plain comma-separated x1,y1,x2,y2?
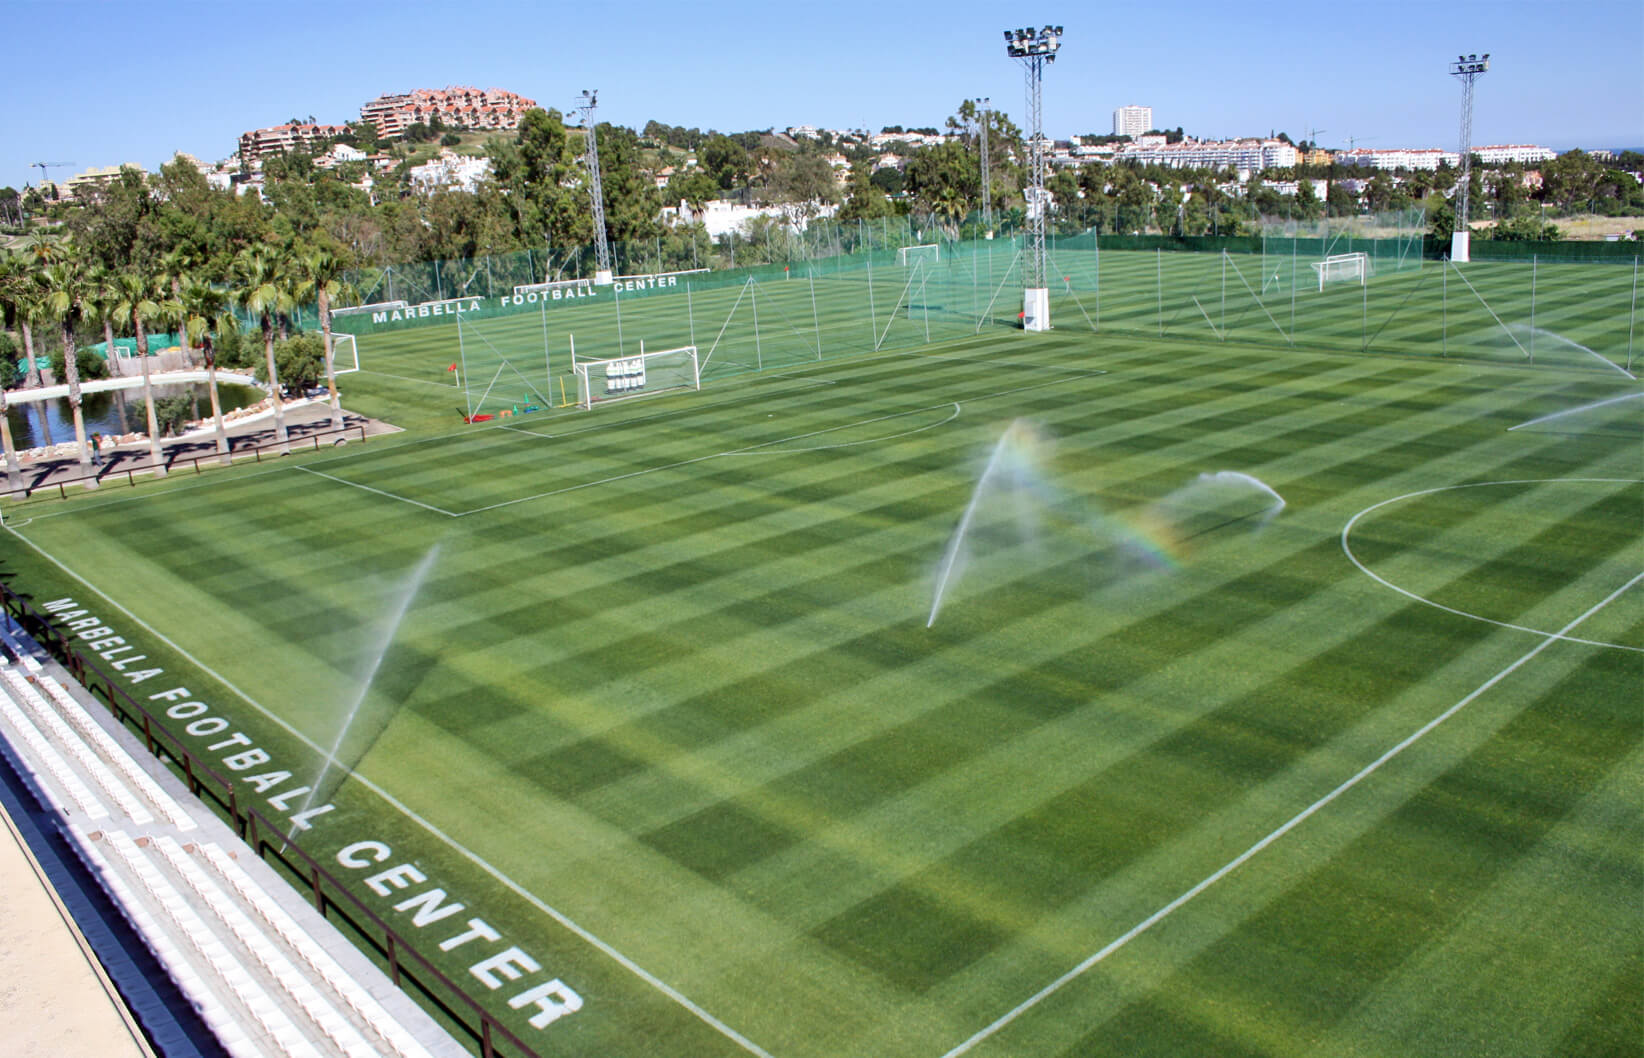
323,209,1638,418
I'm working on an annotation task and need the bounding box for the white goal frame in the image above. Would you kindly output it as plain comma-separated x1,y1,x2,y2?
328,332,360,375
1311,251,1370,291
571,344,700,410
898,244,940,267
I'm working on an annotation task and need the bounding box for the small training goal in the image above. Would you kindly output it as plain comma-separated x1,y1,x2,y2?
1310,251,1370,291
571,345,700,410
898,244,940,267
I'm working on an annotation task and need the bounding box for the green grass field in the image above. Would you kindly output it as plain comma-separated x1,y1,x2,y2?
3,256,1641,1058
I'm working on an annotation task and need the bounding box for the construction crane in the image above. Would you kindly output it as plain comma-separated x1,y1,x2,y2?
32,161,72,193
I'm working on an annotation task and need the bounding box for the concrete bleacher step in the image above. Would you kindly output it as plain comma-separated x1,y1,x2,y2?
0,666,153,826
0,677,110,823
97,829,322,1058
34,672,198,831
149,836,381,1058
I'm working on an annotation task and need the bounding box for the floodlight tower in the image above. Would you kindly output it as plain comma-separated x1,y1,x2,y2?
1448,53,1489,263
577,90,614,285
977,98,993,239
1004,25,1063,331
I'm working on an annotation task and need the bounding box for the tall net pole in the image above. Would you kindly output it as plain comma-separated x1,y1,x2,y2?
1004,26,1063,331
978,98,993,237
1448,54,1489,262
578,90,614,284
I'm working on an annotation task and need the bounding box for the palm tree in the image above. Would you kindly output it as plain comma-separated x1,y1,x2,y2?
40,251,97,479
182,280,232,465
295,244,357,432
0,251,45,390
85,265,131,437
157,247,199,367
113,271,168,475
230,247,293,454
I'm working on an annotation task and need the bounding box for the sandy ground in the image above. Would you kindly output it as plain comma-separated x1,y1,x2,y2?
0,805,154,1058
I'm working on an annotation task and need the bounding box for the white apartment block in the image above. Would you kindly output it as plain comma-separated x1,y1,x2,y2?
1113,105,1152,138
1473,144,1556,164
1336,147,1461,171
408,150,493,194
1117,137,1297,171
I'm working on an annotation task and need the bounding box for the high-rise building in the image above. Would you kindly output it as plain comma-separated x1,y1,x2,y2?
1113,104,1153,138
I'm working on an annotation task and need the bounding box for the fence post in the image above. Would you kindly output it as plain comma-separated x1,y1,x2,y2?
1629,256,1638,373
1529,254,1537,362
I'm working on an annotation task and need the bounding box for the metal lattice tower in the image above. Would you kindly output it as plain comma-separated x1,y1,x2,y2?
1449,53,1489,234
978,98,992,235
578,90,613,282
1005,27,1062,292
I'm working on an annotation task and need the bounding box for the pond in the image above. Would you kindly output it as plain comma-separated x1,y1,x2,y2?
5,381,264,452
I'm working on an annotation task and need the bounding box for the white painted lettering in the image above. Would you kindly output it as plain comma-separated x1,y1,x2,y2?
392,888,465,927
185,716,229,737
223,748,270,770
265,785,311,811
470,946,539,989
439,918,500,951
286,804,332,830
166,702,208,719
509,980,583,1028
338,840,392,868
365,863,426,897
242,770,291,793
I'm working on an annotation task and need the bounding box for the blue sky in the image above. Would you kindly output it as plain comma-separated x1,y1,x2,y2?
5,0,1640,191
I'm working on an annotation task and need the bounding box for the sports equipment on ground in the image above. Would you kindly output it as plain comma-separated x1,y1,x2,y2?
1311,252,1370,291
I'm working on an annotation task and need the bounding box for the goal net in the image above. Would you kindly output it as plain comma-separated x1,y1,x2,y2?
898,244,940,267
572,345,700,410
1311,252,1370,291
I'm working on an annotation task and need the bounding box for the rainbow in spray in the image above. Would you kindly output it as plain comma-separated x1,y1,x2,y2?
928,419,1285,626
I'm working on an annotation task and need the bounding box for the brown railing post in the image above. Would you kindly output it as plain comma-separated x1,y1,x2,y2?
183,753,199,795
141,713,155,754
311,865,324,913
388,934,401,985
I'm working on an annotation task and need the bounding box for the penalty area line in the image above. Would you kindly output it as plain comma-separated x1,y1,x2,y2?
0,527,777,1058
940,568,1644,1058
295,467,460,517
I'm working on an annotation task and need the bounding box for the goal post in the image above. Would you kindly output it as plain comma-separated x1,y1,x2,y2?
898,244,940,267
1311,251,1371,291
571,345,700,410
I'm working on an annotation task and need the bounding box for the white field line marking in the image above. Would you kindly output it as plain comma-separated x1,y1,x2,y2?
359,367,470,389
941,568,1644,1058
16,462,301,523
0,525,777,1058
295,467,460,517
456,374,1093,516
1342,479,1643,653
724,403,961,456
1508,391,1644,431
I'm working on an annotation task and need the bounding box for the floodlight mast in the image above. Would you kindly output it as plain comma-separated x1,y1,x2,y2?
1004,25,1062,331
1448,53,1489,263
578,90,614,285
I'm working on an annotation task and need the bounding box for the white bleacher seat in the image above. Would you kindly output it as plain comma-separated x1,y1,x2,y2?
100,830,314,1058
0,687,110,821
151,836,381,1058
35,673,197,830
1,667,152,825
192,843,435,1058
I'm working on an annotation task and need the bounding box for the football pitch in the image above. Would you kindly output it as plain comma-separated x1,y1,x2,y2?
4,292,1641,1056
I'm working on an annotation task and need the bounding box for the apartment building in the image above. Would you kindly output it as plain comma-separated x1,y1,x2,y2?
1112,104,1152,138
360,86,537,139
237,123,350,162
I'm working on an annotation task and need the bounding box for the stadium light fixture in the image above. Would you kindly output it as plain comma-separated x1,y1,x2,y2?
1448,50,1490,262
1003,24,1064,331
